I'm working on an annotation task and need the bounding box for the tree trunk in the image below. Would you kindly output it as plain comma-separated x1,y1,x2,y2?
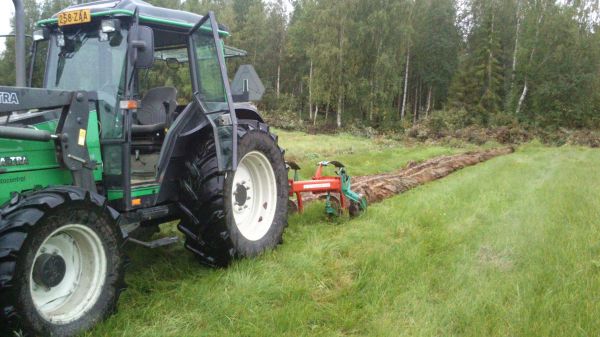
337,96,343,128
308,59,313,120
413,84,419,124
511,0,522,86
397,86,402,118
425,85,432,117
516,80,528,115
371,34,383,122
276,64,281,99
313,105,319,126
515,7,544,115
336,20,344,128
507,0,522,110
400,49,410,120
369,78,374,121
277,40,283,99
487,10,495,96
299,80,303,119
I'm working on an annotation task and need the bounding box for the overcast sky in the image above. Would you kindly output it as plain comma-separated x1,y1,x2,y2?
0,2,15,53
1,2,15,34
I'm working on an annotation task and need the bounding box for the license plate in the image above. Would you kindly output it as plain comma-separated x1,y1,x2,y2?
58,9,91,27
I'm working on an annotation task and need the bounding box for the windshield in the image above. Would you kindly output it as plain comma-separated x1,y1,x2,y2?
46,28,127,97
45,27,128,139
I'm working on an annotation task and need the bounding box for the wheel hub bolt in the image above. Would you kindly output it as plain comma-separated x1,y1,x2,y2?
234,183,249,207
32,253,67,288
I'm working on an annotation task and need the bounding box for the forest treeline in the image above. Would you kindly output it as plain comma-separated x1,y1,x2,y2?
1,0,600,130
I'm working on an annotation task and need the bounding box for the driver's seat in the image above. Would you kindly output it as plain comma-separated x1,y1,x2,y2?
132,87,177,135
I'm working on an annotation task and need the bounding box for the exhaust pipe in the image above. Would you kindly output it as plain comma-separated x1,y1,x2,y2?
12,0,26,87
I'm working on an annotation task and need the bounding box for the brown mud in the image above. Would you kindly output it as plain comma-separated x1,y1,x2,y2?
298,147,515,205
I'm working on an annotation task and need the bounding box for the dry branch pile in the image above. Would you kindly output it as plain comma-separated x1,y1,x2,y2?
301,147,514,205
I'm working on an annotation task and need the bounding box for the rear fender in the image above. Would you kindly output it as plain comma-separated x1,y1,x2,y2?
155,105,264,204
233,103,264,123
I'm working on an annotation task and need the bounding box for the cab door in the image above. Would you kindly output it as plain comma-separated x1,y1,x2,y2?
188,12,238,171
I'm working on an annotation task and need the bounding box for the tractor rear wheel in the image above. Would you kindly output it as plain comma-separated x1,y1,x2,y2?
0,194,125,337
178,122,288,267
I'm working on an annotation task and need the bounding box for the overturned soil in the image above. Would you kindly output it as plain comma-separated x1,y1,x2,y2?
299,147,515,205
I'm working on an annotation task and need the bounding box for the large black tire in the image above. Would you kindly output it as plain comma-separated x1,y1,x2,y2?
178,121,288,267
0,188,125,337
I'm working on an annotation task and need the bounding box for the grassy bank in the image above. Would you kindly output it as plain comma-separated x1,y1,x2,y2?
277,129,473,179
86,133,600,336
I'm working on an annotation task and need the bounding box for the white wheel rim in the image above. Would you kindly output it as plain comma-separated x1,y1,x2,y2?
232,151,278,241
30,224,107,324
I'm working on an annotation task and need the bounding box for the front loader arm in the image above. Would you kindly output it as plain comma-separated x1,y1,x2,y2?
0,87,73,113
0,86,97,192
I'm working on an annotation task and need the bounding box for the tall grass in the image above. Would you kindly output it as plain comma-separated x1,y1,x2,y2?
85,135,600,337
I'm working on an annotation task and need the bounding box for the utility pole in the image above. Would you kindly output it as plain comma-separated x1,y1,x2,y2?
12,0,25,87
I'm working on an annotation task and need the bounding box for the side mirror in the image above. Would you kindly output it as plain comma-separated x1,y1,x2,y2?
132,25,154,69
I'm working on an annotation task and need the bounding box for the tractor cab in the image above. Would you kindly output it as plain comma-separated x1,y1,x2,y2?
30,0,241,211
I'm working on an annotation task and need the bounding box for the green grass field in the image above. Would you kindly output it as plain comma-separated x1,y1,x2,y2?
85,132,600,337
276,129,472,178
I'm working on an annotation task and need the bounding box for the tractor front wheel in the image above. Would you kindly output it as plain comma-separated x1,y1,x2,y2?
0,196,125,337
178,122,288,267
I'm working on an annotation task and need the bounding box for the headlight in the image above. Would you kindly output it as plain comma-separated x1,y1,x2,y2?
56,33,65,47
33,29,49,42
101,19,119,33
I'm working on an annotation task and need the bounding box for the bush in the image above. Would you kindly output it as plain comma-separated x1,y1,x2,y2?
423,114,449,139
490,113,520,128
262,105,600,149
443,107,475,129
406,124,430,141
346,123,379,138
494,125,530,144
262,109,305,131
565,129,600,147
454,126,488,145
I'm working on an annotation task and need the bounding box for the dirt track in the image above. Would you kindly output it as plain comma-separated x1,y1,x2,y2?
299,147,515,205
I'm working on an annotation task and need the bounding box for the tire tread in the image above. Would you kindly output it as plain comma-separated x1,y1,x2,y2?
178,122,287,267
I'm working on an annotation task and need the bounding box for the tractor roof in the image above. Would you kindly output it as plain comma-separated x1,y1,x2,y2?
36,0,229,36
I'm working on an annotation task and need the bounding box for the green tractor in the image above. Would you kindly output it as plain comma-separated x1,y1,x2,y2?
0,1,288,336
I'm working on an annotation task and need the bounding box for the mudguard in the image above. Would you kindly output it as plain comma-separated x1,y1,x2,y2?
233,103,264,123
0,186,120,235
154,102,265,204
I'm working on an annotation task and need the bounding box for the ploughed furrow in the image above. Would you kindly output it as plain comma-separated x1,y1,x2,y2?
301,147,514,205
